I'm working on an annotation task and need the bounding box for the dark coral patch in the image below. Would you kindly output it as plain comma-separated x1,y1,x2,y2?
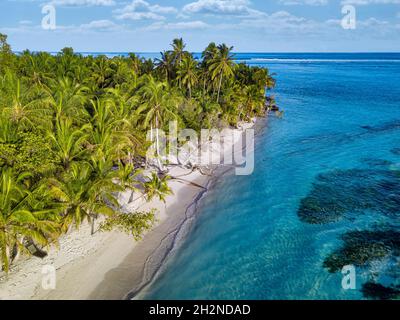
297,169,400,224
361,282,400,300
323,229,400,273
361,158,393,167
391,148,400,156
298,166,400,299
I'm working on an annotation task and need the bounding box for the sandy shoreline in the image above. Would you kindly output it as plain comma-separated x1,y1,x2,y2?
0,121,256,300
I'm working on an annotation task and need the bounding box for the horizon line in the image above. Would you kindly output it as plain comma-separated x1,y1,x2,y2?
12,50,400,54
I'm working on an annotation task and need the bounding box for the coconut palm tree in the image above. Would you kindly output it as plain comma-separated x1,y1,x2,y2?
48,116,90,169
20,52,53,89
91,56,113,89
143,172,173,203
47,161,120,234
202,42,218,64
128,53,142,75
177,55,198,99
171,38,187,88
0,71,51,130
0,168,59,272
0,33,13,74
136,75,179,169
155,51,174,83
56,47,79,79
171,38,186,68
0,114,17,143
209,44,236,103
48,76,90,124
89,98,132,163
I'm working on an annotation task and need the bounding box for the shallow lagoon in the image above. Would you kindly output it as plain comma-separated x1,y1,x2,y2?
142,54,400,300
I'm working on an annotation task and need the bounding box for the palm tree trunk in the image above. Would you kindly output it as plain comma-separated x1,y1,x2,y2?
217,71,223,103
12,236,24,263
91,215,96,235
155,114,163,171
4,244,10,272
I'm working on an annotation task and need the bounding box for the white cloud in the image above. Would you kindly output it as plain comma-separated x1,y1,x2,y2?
278,0,328,5
145,20,209,31
357,17,390,26
114,0,177,21
182,0,266,18
19,20,33,25
116,12,166,21
341,0,400,5
238,10,396,36
47,0,116,6
79,19,120,31
240,10,318,32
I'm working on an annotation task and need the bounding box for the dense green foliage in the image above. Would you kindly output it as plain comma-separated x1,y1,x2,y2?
0,34,275,272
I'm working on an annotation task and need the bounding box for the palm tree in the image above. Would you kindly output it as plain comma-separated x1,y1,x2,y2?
155,51,174,83
20,52,53,89
117,163,142,192
136,75,179,169
209,44,236,103
0,114,17,143
0,33,13,74
128,53,142,75
171,38,187,88
48,76,89,124
91,56,113,89
56,47,79,79
0,71,51,130
171,38,186,68
89,98,132,163
47,161,121,234
143,172,173,203
201,42,218,95
177,55,198,98
0,169,58,272
203,42,217,58
48,116,90,169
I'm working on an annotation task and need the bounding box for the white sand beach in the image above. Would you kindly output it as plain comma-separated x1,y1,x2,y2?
0,121,255,300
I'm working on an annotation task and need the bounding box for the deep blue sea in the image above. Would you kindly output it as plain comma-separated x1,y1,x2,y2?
136,53,400,300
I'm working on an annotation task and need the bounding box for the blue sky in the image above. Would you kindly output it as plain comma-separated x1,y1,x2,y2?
1,0,400,52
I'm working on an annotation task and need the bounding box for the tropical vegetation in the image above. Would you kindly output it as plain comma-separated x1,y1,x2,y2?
0,34,276,272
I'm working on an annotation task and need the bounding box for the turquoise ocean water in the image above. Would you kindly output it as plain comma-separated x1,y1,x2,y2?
137,53,400,300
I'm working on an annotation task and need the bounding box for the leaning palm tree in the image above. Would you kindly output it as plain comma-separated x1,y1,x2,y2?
0,169,59,272
209,44,236,103
177,55,198,98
